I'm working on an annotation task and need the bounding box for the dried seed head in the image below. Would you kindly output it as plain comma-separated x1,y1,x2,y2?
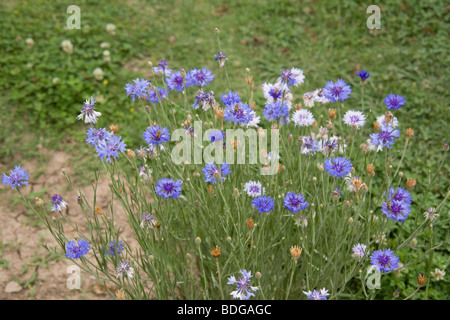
328,108,336,119
127,149,135,159
208,184,215,195
406,178,417,190
109,123,118,135
373,121,380,132
290,245,302,260
35,197,44,207
246,218,255,230
418,274,427,286
367,163,375,176
95,206,103,215
115,289,126,300
384,111,393,125
210,246,221,258
405,128,415,137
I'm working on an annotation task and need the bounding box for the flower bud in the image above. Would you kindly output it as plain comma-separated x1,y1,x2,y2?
195,237,201,245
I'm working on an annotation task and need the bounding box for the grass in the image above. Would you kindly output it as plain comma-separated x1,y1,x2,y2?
0,0,448,299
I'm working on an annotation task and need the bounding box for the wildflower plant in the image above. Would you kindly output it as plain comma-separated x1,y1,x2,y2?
5,29,449,301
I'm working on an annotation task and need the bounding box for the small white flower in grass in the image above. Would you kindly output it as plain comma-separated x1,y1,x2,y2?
61,39,73,54
430,268,445,281
93,67,104,81
106,23,116,35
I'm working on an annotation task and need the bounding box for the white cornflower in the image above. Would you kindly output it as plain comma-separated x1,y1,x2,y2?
246,109,260,128
243,181,264,198
276,67,305,90
303,91,315,108
367,138,383,152
292,109,315,127
77,96,101,124
116,261,134,278
312,88,330,104
423,207,439,221
352,243,367,259
343,110,366,129
377,114,399,128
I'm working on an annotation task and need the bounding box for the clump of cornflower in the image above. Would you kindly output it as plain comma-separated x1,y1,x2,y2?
370,124,400,149
263,100,290,122
85,127,112,146
95,134,127,162
50,194,68,212
143,125,170,149
155,178,182,199
124,78,151,102
370,249,400,273
202,162,231,184
104,240,125,256
276,67,305,90
193,90,218,110
227,270,259,300
243,181,264,198
303,288,330,300
343,110,366,129
116,261,134,279
252,195,275,214
323,79,352,102
352,243,367,259
2,165,30,189
284,192,309,213
77,96,101,124
384,94,406,110
224,102,253,125
65,239,90,259
382,188,412,222
220,91,241,106
324,156,352,178
140,212,157,228
356,70,370,83
292,108,315,127
214,51,228,68
166,70,185,92
146,87,168,103
152,60,172,76
185,67,214,87
300,136,319,156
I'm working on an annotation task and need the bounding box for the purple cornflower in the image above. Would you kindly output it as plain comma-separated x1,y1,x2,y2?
185,67,214,87
124,78,151,102
300,136,319,156
143,125,170,147
65,239,90,259
384,94,406,110
95,134,127,162
140,212,157,228
85,127,112,146
2,165,30,189
382,199,411,222
214,51,228,67
252,195,275,214
166,70,185,92
321,138,339,156
50,194,68,212
276,68,305,90
263,100,290,122
224,102,253,125
386,187,412,205
146,87,168,103
104,240,125,256
370,125,400,149
202,162,231,184
352,243,367,259
370,249,400,273
284,192,309,213
155,178,182,199
116,261,134,278
220,91,241,106
356,70,370,82
303,288,330,300
77,96,101,124
153,60,172,76
227,270,259,300
324,156,352,178
323,79,352,103
193,90,218,110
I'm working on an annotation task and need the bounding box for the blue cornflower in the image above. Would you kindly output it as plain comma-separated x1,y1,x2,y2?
166,70,185,92
300,136,319,156
2,165,30,189
214,51,228,68
202,162,231,184
124,78,151,102
384,94,406,110
370,124,400,149
85,127,112,146
323,79,352,103
65,239,90,259
185,67,214,87
303,288,329,300
356,70,370,82
220,91,241,106
252,195,275,214
263,100,290,122
324,156,353,178
276,68,305,90
370,249,400,273
209,129,224,142
386,187,412,205
140,212,157,228
146,87,168,103
193,90,218,110
50,194,68,212
143,125,171,148
155,178,182,199
284,192,309,213
77,96,102,124
382,199,411,222
224,102,253,125
153,60,173,76
104,240,125,256
95,134,127,163
227,270,259,300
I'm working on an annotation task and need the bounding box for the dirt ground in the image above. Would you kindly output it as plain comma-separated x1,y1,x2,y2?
0,150,138,300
